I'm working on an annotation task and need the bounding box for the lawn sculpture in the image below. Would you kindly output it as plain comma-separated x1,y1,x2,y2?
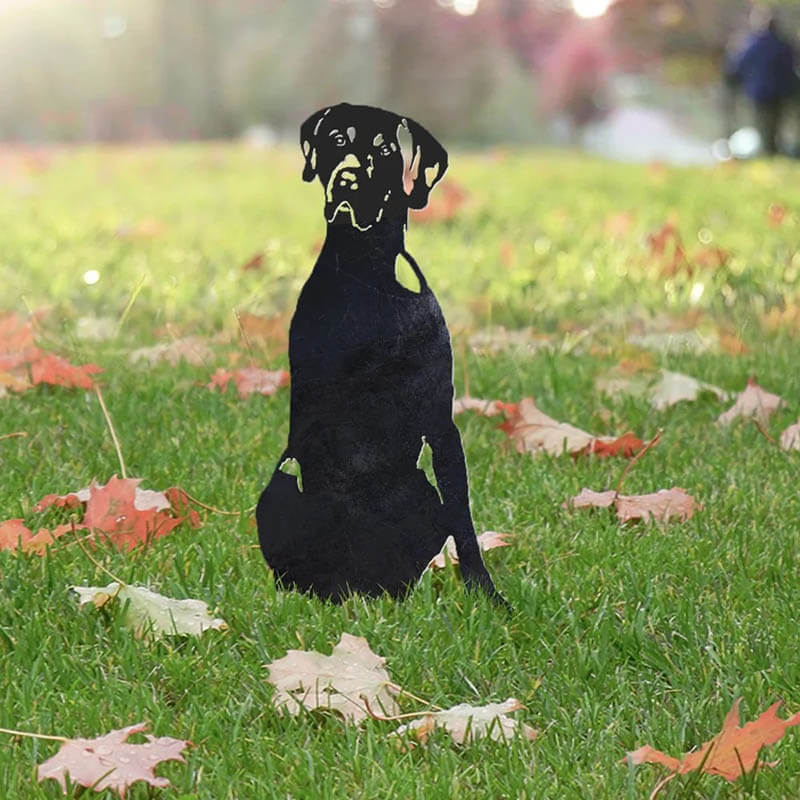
257,103,506,606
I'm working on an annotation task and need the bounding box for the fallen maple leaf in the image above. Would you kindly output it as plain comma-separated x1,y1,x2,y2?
0,312,102,392
500,397,643,458
82,477,183,551
29,476,199,552
129,337,212,367
236,311,290,347
208,366,289,398
391,698,537,746
241,251,265,271
35,481,172,513
37,722,189,797
0,519,32,550
646,221,690,277
31,353,102,389
72,582,227,639
428,531,511,569
566,487,701,523
780,418,800,451
266,633,400,723
625,699,800,783
692,245,729,271
452,397,504,417
0,311,37,355
586,432,644,458
597,367,730,411
0,519,79,555
716,378,784,426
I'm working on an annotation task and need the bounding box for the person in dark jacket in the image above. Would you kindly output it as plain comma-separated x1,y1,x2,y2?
727,6,799,155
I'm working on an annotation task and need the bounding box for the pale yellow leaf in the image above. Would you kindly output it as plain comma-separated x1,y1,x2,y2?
72,582,227,639
392,698,537,746
266,633,400,723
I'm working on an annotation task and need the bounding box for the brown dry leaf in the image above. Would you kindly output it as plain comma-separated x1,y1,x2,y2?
646,221,690,277
566,487,701,523
266,632,400,723
0,370,31,395
428,531,511,569
500,397,642,458
237,311,289,347
129,337,212,367
718,330,748,356
692,246,729,270
780,418,800,451
241,251,265,272
392,698,537,746
208,366,289,398
762,301,800,332
716,377,784,426
625,699,800,783
499,240,514,267
452,396,504,417
37,721,189,797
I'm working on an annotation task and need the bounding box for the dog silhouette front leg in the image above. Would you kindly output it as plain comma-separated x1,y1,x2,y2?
429,422,508,605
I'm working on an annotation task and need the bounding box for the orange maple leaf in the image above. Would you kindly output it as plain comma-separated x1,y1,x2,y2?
498,398,643,459
83,477,183,551
625,699,800,783
0,519,79,554
31,353,102,389
0,312,37,356
584,432,643,459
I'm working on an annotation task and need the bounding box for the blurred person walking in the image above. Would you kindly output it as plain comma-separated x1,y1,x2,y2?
726,6,799,155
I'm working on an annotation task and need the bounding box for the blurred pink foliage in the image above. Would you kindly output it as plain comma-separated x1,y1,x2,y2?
539,18,614,130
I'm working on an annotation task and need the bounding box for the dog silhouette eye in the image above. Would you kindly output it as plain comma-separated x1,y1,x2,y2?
330,133,348,147
377,144,393,157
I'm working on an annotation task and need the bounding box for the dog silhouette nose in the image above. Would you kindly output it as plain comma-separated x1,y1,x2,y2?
337,169,359,190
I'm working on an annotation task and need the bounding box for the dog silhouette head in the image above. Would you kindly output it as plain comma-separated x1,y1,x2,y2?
300,103,448,230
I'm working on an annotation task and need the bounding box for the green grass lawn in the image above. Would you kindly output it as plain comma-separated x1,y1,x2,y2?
2,145,800,798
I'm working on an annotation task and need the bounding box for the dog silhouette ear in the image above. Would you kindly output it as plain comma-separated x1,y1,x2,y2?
299,107,332,182
400,116,448,210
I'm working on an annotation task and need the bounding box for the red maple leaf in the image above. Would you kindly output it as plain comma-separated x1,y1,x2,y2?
208,366,289,398
83,477,183,551
31,353,102,389
583,432,644,459
0,519,80,554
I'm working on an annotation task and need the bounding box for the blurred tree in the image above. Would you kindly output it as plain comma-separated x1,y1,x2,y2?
4,0,794,144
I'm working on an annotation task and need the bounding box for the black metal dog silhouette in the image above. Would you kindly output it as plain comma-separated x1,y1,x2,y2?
257,102,505,604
